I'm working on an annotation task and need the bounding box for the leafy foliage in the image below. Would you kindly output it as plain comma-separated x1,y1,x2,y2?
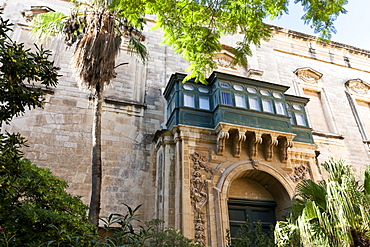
226,219,275,247
0,15,59,124
275,159,370,247
110,0,347,83
31,0,348,84
0,15,95,246
95,204,199,246
0,159,95,246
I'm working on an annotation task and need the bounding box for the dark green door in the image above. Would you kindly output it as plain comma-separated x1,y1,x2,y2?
228,198,277,238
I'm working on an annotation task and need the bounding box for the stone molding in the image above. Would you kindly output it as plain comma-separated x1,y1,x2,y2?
21,6,54,22
190,152,215,246
294,67,323,84
215,123,296,164
294,67,323,92
345,79,370,102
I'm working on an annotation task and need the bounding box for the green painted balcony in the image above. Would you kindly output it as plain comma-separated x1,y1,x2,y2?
163,72,314,144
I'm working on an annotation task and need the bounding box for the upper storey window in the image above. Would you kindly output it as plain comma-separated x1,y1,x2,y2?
199,96,210,110
183,84,195,91
184,93,195,107
221,92,233,105
287,103,308,127
235,94,246,108
180,83,212,110
217,80,288,116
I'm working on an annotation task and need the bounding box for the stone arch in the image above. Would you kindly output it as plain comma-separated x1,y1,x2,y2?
212,160,294,245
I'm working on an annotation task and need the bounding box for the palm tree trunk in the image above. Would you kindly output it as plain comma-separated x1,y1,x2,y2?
89,81,103,225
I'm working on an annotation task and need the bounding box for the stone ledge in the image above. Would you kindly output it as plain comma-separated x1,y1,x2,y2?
312,130,344,139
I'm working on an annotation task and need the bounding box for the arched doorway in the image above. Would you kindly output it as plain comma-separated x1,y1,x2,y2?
227,169,291,238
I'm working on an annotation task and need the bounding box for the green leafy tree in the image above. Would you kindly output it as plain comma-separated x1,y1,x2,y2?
275,159,370,247
0,14,96,246
31,0,348,225
0,159,95,246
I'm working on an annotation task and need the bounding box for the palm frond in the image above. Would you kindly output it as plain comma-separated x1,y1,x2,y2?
128,35,148,64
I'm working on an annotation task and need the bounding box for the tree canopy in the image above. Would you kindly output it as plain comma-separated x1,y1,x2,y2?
31,0,348,84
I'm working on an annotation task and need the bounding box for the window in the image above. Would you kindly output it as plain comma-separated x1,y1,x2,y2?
262,99,273,113
288,112,295,125
199,96,210,110
198,87,209,93
184,93,194,107
235,94,246,108
303,90,330,132
247,87,257,94
249,97,260,111
273,92,283,99
260,89,271,96
296,113,307,126
275,102,285,115
220,82,231,88
183,84,194,91
221,92,233,105
234,85,244,91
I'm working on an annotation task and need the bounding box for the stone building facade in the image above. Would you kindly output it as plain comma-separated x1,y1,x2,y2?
2,1,370,246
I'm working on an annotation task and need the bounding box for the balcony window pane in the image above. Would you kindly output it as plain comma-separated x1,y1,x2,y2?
220,82,231,88
235,95,246,108
275,102,285,115
260,90,270,96
247,87,257,94
262,99,274,113
221,92,232,105
198,87,209,93
183,84,194,91
184,93,194,107
288,112,295,125
199,96,210,110
296,113,307,126
249,97,260,110
234,85,244,91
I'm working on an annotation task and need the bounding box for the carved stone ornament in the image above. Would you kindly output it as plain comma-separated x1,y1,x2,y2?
294,67,323,84
21,6,54,22
190,152,215,246
217,130,230,156
234,131,246,158
214,52,237,69
290,163,309,182
279,137,293,163
345,79,370,96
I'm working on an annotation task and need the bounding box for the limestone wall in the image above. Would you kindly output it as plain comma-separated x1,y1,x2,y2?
2,0,370,228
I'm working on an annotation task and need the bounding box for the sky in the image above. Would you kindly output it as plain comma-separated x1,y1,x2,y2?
264,0,370,50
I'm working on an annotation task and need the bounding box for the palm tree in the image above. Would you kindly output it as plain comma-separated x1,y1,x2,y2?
275,159,370,247
31,0,148,225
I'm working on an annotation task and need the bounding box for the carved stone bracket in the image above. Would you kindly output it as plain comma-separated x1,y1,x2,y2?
217,130,230,156
279,137,294,163
190,152,215,246
265,134,279,161
290,163,309,182
234,130,246,158
251,132,263,160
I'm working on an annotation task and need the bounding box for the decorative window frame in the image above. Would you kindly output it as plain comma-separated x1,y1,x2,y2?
345,79,370,150
293,67,339,135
